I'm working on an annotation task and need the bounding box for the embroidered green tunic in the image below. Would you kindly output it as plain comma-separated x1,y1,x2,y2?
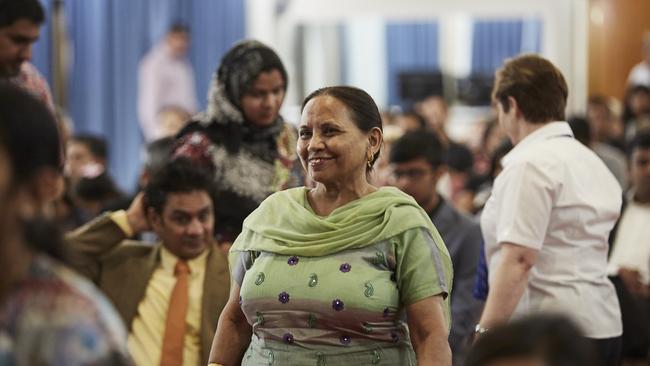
230,187,453,365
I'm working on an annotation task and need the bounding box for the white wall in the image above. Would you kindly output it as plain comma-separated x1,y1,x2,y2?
246,0,589,114
341,19,388,107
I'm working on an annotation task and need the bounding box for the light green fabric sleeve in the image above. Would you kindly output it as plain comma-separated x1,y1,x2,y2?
395,227,453,327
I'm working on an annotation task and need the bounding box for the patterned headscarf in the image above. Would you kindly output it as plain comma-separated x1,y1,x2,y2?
172,41,301,241
199,40,288,127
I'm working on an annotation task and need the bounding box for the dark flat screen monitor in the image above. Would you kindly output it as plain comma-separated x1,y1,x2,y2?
398,71,443,101
456,74,495,106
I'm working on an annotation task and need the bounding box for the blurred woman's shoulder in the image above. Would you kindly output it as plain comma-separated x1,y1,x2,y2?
1,255,131,365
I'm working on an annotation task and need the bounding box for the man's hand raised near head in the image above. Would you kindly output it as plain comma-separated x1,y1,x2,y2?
126,193,151,234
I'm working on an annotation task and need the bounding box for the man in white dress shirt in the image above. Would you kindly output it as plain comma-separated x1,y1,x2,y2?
138,23,198,141
478,54,623,366
627,32,650,88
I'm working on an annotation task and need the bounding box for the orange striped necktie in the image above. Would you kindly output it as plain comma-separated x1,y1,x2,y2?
160,260,190,366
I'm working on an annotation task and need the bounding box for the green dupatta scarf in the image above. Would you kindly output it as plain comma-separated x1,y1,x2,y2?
230,186,449,258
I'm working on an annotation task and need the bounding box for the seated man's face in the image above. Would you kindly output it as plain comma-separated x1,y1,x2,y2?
586,104,610,141
630,92,650,117
64,141,103,182
0,19,40,78
389,157,438,209
417,96,448,132
631,147,650,200
151,190,214,260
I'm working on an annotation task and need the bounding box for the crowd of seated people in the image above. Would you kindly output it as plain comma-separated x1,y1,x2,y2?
2,0,650,365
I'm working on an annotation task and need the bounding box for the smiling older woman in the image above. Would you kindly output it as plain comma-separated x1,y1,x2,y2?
209,86,453,365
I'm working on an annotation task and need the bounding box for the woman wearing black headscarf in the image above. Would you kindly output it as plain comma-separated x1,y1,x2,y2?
174,40,302,243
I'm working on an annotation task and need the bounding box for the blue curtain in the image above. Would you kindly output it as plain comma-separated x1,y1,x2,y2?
471,18,542,74
31,1,53,83
30,0,245,192
385,22,439,108
188,0,245,104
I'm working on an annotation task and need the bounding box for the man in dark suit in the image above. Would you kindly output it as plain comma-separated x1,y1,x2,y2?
389,129,483,366
66,158,230,366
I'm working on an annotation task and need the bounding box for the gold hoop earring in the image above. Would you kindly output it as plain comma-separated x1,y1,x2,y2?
366,152,373,169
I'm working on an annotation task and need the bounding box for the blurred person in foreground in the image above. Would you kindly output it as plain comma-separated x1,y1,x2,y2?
466,314,596,366
478,55,623,366
0,82,131,365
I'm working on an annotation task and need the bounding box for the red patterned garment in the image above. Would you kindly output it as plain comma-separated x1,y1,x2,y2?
10,62,55,112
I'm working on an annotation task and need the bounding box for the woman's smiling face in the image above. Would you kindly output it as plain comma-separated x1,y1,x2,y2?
298,95,371,185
